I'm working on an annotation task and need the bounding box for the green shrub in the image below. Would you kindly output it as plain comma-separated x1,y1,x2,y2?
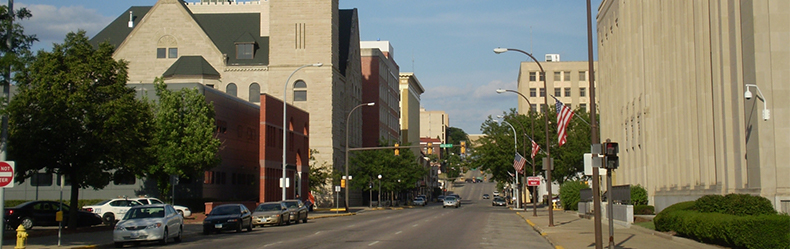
559,180,589,211
653,201,695,232
662,211,789,249
634,205,654,215
693,194,726,213
630,184,648,205
722,193,776,216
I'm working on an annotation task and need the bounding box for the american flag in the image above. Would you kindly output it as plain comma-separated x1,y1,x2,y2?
531,140,540,159
555,97,574,147
513,152,527,174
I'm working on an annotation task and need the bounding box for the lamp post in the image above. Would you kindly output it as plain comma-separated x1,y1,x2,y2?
496,89,538,216
496,118,520,209
494,47,554,226
344,102,375,211
283,63,323,201
377,174,382,207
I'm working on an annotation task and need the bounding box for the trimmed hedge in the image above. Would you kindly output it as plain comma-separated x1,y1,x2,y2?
694,194,775,216
559,180,588,211
634,205,654,215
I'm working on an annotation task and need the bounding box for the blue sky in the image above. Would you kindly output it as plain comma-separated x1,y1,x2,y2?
10,0,601,134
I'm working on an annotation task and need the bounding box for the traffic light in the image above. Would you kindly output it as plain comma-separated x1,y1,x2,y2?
341,179,346,188
460,141,466,155
603,142,619,169
394,143,400,156
427,142,433,154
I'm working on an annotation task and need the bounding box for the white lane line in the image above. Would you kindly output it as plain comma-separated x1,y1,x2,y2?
263,242,282,247
368,241,380,246
412,224,418,227
314,231,321,235
395,231,402,235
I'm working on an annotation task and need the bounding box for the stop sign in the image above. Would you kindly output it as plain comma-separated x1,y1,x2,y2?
0,161,14,188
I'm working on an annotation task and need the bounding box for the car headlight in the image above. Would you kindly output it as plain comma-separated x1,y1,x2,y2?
115,225,127,231
146,223,163,229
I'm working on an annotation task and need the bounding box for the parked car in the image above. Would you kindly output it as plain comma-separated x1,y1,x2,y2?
443,196,460,208
129,197,191,217
252,202,289,227
113,204,183,248
482,194,490,199
5,201,102,230
437,195,445,203
282,199,308,224
413,197,426,206
492,197,507,206
202,204,253,234
82,199,144,225
493,191,500,197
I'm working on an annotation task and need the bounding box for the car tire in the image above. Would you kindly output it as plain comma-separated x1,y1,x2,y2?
114,242,124,248
236,222,243,233
247,220,253,232
20,217,34,230
160,228,168,245
443,206,445,208
102,213,115,226
303,215,308,223
285,217,291,225
174,226,183,243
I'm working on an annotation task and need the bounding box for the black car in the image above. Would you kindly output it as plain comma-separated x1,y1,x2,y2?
202,204,253,234
5,201,102,230
492,197,507,206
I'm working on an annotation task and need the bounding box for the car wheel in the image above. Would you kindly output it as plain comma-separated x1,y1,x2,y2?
247,220,253,232
114,242,124,248
443,206,445,208
102,213,115,226
295,215,300,224
236,222,243,233
285,216,291,225
174,225,183,243
303,214,308,223
20,217,34,230
160,228,168,245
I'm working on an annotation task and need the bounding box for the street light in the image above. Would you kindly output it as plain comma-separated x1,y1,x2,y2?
494,47,555,226
283,63,323,201
377,174,382,207
496,117,520,209
345,102,375,211
496,88,538,216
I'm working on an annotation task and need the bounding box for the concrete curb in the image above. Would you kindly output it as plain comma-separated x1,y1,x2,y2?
516,211,559,249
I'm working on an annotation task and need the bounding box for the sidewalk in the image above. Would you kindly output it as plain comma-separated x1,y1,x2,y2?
516,205,722,249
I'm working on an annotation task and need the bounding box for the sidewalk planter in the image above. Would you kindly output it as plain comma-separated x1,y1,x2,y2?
601,203,634,227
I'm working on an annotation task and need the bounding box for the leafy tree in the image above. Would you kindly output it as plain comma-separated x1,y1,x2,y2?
308,149,331,194
0,4,37,87
138,78,221,199
349,144,427,200
446,127,468,155
7,31,152,229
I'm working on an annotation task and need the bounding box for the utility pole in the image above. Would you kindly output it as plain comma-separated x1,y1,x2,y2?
587,0,603,248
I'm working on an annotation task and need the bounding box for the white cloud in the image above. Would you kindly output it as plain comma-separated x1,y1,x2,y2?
422,79,518,134
17,4,113,51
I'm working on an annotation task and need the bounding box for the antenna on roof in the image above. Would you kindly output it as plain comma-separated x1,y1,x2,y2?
128,11,134,28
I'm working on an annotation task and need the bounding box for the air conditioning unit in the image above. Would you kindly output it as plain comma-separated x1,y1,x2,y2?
545,54,560,62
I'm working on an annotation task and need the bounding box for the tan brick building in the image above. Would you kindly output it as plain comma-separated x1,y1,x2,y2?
518,60,598,114
597,0,790,212
399,73,425,155
91,0,363,206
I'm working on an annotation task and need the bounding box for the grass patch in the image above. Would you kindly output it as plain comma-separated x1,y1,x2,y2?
634,220,655,230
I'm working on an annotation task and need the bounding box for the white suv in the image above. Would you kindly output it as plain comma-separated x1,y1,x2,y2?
82,199,144,224
130,197,192,217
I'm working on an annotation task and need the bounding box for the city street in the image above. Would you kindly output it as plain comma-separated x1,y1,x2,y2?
96,179,552,249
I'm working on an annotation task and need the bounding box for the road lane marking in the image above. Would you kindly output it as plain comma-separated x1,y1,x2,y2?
315,231,322,235
262,242,282,247
395,231,402,234
412,224,418,227
368,241,379,246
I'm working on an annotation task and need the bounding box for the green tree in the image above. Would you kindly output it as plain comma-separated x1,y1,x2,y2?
0,4,38,87
308,149,331,194
349,144,427,200
7,31,152,229
446,127,468,155
139,78,221,199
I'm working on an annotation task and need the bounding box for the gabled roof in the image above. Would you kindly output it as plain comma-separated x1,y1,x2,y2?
90,6,269,66
338,9,357,77
162,56,220,78
90,6,152,49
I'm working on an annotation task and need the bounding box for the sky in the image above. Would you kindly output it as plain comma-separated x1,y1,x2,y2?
8,0,601,135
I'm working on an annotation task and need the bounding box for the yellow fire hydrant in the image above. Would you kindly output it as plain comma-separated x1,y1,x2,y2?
15,224,28,249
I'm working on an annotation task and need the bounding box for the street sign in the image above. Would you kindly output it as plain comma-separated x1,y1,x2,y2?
334,186,341,192
439,144,453,148
0,161,14,188
527,176,541,186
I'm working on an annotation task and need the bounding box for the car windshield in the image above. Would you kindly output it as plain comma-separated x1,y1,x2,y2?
255,204,282,212
414,197,424,200
211,205,240,215
148,199,164,204
283,201,299,208
123,207,165,220
444,197,456,201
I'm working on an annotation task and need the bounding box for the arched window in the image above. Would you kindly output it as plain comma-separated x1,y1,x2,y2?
249,83,260,102
157,35,178,59
226,83,237,97
294,80,307,101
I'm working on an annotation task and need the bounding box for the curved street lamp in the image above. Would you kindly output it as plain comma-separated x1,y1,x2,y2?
283,63,323,201
344,102,375,211
496,89,538,216
494,47,555,226
496,117,520,209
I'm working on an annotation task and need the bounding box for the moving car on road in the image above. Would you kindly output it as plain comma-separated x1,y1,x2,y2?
443,196,460,208
482,194,490,199
492,197,507,206
202,204,253,234
113,204,183,248
252,202,289,227
5,201,102,230
82,199,144,225
413,197,426,206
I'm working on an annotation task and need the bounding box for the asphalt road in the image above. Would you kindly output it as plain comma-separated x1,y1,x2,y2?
104,171,552,249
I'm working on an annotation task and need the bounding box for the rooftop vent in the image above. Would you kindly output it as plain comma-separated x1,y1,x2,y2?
545,54,560,62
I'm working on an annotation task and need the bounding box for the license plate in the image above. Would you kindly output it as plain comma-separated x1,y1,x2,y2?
215,224,223,229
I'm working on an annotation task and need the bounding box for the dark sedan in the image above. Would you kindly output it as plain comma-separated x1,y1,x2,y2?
202,204,253,234
5,201,102,230
492,197,507,206
282,199,308,224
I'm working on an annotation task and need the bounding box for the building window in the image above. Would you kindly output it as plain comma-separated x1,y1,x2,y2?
529,88,536,97
294,80,307,101
539,88,545,97
529,72,536,82
157,48,166,58
249,83,260,102
31,173,53,186
566,103,572,109
530,104,537,112
539,72,545,81
554,88,561,97
579,87,587,97
564,71,571,81
554,72,561,81
236,43,254,59
564,87,571,97
226,83,237,97
168,48,178,58
579,71,587,81
216,120,227,133
580,103,587,111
